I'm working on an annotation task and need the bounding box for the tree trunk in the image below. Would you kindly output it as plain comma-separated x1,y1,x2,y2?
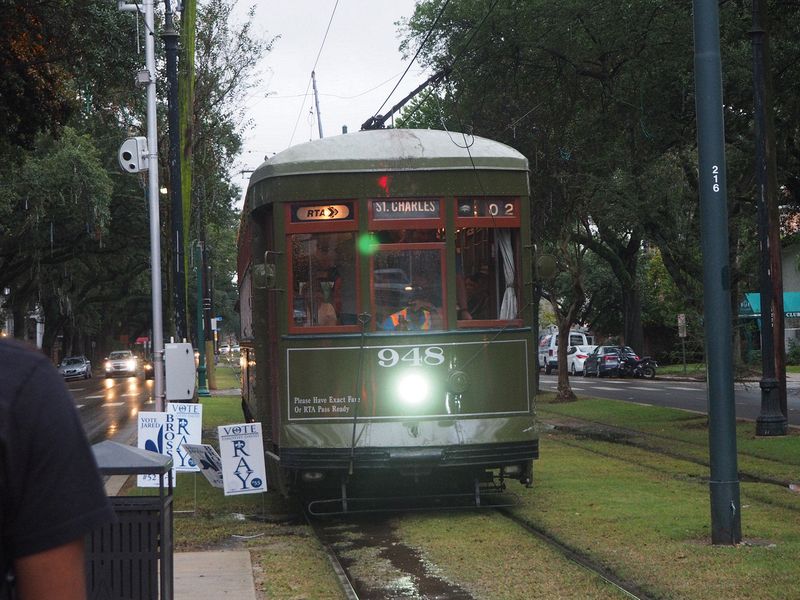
555,320,577,402
622,283,644,352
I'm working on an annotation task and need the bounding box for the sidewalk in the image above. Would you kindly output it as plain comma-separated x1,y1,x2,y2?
174,550,257,600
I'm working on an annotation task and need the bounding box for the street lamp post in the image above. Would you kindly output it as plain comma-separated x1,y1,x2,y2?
119,0,165,410
751,0,787,437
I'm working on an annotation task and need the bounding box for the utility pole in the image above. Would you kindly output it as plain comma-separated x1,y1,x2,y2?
691,0,742,545
311,70,324,139
194,241,210,396
119,0,165,410
751,0,787,437
202,240,217,390
163,0,187,343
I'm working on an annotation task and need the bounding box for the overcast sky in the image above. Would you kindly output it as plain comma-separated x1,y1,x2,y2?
231,0,429,190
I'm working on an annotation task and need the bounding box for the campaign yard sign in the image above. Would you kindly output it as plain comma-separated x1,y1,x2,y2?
218,422,267,496
181,443,224,489
167,402,203,472
137,412,173,488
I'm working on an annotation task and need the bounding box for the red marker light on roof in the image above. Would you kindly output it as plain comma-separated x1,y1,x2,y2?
377,174,390,195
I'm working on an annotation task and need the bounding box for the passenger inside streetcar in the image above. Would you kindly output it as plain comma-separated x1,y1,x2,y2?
380,287,440,331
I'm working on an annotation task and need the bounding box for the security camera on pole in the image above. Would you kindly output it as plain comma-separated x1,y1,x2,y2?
118,0,166,411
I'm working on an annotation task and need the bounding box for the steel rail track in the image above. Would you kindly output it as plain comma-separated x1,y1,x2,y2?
495,506,652,600
304,508,360,600
539,411,796,487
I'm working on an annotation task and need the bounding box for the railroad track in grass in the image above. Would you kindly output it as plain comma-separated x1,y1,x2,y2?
306,500,654,599
304,509,360,600
546,434,800,516
493,506,652,600
538,411,798,488
304,508,476,600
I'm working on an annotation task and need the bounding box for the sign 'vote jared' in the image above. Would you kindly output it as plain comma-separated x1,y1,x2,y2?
372,198,440,220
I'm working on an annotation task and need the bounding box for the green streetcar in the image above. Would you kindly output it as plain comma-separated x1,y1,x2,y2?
237,129,538,512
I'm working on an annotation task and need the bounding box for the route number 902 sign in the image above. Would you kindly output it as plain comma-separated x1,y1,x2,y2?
457,198,517,219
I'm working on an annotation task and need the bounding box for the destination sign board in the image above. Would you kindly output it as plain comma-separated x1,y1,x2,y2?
372,198,440,220
292,203,352,222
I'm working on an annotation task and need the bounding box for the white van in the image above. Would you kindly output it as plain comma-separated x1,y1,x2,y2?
538,330,593,374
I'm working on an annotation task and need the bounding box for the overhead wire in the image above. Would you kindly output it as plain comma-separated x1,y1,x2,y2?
288,0,340,146
401,0,503,126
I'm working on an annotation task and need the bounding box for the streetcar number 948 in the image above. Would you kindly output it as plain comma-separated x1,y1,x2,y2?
377,347,445,368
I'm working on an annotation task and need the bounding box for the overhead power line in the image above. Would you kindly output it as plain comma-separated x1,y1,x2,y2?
288,0,340,146
363,0,502,130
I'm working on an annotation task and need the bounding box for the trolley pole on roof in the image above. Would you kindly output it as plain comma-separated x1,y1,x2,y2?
692,0,741,544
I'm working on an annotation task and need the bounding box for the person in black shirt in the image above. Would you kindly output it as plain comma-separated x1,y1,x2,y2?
0,339,115,600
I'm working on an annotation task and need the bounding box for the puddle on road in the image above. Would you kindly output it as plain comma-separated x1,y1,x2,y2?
320,516,475,600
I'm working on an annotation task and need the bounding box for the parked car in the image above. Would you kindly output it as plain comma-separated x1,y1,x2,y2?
231,344,241,353
104,350,137,377
583,345,621,377
566,344,597,375
219,344,230,355
538,330,593,374
58,356,92,380
583,345,639,377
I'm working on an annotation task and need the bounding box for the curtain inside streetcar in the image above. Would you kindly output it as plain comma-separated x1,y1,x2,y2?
456,228,519,322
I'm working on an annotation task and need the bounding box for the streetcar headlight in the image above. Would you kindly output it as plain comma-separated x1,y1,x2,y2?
396,372,430,406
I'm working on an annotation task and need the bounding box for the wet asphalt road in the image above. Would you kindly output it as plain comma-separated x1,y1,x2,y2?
65,374,155,444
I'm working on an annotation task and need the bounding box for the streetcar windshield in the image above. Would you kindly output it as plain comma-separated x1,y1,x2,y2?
374,247,444,332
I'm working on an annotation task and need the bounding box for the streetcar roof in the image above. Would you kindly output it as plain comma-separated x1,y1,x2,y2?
248,129,528,187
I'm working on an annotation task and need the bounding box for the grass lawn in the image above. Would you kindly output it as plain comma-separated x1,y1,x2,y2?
532,393,800,599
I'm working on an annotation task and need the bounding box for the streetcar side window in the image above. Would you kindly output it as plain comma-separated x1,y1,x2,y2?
457,228,520,323
289,232,357,327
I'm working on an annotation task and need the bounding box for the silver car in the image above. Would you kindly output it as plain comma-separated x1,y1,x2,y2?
58,356,92,380
104,350,137,377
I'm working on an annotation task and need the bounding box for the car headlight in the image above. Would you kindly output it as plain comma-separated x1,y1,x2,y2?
396,371,430,406
126,359,136,370
105,361,112,370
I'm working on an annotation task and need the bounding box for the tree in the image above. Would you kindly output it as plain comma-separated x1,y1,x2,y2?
185,0,275,343
0,1,138,161
398,0,800,363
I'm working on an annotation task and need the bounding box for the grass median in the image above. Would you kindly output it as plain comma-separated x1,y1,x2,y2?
529,392,800,599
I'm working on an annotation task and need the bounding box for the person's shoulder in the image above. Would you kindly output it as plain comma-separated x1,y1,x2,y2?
0,339,60,405
0,338,48,375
